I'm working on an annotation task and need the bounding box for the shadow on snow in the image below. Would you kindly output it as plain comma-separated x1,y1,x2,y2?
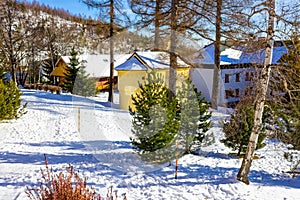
0,140,299,190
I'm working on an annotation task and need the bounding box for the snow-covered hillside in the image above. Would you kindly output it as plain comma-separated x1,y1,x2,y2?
0,89,299,200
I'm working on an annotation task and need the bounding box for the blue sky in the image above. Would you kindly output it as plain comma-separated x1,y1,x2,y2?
26,0,100,18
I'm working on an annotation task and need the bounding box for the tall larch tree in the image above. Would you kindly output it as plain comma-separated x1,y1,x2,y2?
82,0,130,103
130,0,170,50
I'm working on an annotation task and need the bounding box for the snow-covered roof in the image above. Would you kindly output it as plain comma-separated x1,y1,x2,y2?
195,43,287,66
60,54,131,77
115,51,189,71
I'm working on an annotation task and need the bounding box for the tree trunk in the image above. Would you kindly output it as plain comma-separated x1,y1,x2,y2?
154,0,161,51
169,0,178,97
211,0,222,109
237,0,275,184
108,0,114,103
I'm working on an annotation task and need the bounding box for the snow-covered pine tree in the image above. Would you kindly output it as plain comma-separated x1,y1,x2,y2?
62,48,80,93
176,79,211,154
221,97,266,156
129,71,179,154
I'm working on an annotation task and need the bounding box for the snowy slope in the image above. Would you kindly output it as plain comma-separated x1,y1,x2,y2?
0,89,299,200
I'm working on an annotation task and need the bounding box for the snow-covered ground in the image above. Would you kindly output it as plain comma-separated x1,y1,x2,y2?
0,89,299,200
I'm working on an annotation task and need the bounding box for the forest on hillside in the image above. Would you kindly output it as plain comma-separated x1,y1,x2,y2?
0,0,153,85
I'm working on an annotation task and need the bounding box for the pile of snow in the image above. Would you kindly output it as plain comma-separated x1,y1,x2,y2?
0,89,299,199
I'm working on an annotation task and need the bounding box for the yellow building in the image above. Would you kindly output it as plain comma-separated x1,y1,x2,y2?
115,52,190,110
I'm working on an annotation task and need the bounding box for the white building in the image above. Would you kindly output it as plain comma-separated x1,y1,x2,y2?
191,42,287,107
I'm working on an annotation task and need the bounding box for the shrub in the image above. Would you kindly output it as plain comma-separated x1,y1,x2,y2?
26,155,101,200
38,84,43,90
266,100,300,151
221,97,266,156
0,80,27,121
48,85,56,93
56,86,62,95
26,155,127,200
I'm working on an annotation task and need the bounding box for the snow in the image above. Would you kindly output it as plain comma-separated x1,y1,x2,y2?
196,44,288,66
0,89,299,200
115,52,188,71
220,48,243,64
59,54,130,78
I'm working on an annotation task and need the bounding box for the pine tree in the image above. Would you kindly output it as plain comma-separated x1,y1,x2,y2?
42,54,59,85
129,72,212,163
221,97,266,156
130,71,179,151
72,65,96,97
129,71,179,163
62,48,80,93
0,79,27,121
176,79,212,154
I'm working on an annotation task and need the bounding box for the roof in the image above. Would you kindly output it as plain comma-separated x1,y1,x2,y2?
115,51,189,71
51,60,67,77
195,43,287,66
53,54,131,78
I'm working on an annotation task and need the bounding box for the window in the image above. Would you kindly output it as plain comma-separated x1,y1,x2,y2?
225,89,234,99
245,72,250,81
236,73,240,82
246,72,254,81
226,89,240,99
225,74,230,83
235,89,240,97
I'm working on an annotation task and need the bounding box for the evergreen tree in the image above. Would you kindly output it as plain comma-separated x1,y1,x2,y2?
129,71,179,154
221,97,266,156
0,79,27,121
176,79,212,154
42,54,59,85
72,65,96,97
62,48,80,93
129,72,212,163
267,34,300,150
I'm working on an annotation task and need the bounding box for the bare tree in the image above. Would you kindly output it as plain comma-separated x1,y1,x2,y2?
236,0,300,184
210,0,222,109
237,0,275,184
82,0,130,102
0,0,30,84
130,0,170,50
168,0,178,96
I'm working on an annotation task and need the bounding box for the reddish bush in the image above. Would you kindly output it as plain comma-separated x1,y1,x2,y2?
38,84,43,90
24,84,30,89
26,154,102,200
42,84,48,92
